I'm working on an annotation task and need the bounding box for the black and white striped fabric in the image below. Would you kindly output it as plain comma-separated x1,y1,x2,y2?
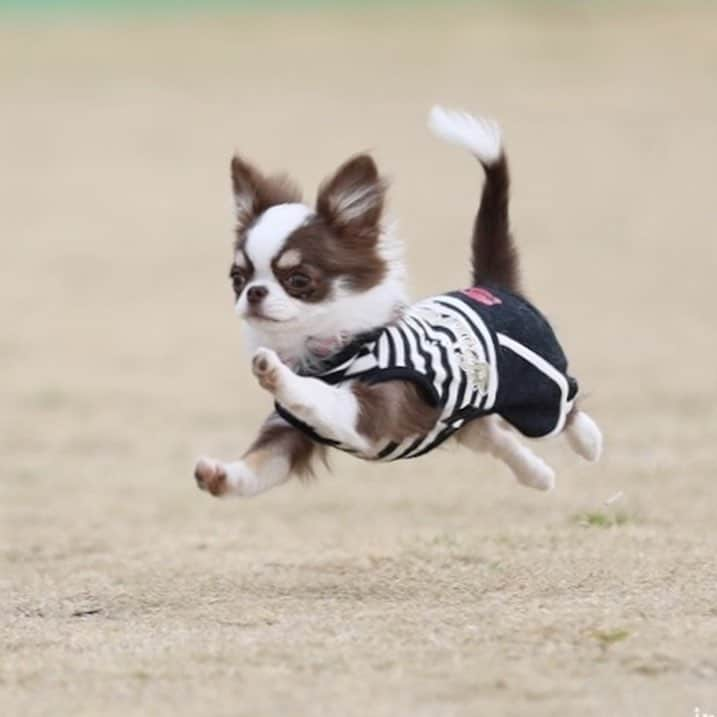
275,286,579,461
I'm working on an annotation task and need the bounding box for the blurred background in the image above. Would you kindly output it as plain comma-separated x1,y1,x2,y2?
2,2,716,716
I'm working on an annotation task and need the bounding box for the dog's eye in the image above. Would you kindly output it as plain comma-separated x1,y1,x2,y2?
286,273,311,291
230,272,246,295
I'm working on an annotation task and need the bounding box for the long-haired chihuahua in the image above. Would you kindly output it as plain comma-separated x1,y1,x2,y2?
194,107,602,498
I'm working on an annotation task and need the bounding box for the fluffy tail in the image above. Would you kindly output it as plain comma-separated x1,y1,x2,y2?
428,106,521,294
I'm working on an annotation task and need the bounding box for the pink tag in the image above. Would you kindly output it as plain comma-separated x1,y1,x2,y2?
462,287,502,306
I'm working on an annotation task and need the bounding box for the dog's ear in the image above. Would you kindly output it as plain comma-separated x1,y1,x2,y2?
231,155,301,228
316,154,386,235
231,155,263,227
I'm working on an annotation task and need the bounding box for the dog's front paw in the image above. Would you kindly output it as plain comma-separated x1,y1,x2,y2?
194,456,229,497
252,348,282,392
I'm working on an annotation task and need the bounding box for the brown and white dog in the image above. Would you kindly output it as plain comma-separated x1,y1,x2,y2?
194,107,602,498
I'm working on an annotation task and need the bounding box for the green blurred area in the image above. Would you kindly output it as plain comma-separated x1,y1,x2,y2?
0,0,693,16
0,0,343,5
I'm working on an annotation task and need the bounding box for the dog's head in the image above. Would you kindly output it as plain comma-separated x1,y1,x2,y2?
229,153,405,363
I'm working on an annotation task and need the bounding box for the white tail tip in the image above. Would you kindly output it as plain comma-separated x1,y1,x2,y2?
428,105,503,166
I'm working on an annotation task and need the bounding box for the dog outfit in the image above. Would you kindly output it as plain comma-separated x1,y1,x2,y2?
276,286,578,461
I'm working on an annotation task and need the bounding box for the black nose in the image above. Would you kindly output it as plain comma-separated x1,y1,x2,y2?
247,285,268,305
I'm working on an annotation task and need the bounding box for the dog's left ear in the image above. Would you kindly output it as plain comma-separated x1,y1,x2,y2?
316,154,386,235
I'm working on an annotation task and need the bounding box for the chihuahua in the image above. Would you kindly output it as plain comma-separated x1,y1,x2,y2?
194,107,602,498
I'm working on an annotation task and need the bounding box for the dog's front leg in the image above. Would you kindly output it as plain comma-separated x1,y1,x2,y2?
251,348,371,454
194,413,320,498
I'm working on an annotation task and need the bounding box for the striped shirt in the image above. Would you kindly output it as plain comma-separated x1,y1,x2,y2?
276,286,578,461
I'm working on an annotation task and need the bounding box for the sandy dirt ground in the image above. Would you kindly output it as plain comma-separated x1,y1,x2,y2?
2,4,717,715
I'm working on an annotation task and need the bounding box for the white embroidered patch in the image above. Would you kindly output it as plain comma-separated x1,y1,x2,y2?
414,303,490,394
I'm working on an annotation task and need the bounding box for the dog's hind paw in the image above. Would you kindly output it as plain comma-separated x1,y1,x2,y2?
516,458,556,492
565,411,603,462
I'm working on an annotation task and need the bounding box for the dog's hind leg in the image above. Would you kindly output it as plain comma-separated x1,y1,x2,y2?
564,408,603,462
456,415,555,491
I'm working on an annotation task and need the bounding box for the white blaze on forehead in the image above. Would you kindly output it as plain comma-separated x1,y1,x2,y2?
276,248,302,269
244,203,313,272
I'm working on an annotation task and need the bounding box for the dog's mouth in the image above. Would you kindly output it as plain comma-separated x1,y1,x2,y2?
245,309,283,324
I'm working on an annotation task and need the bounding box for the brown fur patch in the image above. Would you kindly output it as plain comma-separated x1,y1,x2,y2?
268,214,387,301
472,154,521,294
247,415,325,480
352,380,441,444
